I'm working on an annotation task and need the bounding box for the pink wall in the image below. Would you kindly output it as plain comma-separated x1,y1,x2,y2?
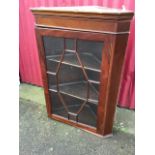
19,0,135,109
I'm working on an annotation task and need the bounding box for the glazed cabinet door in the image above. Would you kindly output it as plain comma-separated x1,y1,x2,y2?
36,28,111,133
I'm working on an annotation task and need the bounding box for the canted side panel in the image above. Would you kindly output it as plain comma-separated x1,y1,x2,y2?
96,38,112,134
102,34,129,135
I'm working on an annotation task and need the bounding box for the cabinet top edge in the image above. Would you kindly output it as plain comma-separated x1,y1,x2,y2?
31,6,134,19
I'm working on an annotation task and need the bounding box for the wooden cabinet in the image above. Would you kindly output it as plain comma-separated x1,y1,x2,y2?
31,6,134,137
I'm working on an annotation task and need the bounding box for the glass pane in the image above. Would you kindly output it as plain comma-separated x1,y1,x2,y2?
43,36,103,127
43,36,63,56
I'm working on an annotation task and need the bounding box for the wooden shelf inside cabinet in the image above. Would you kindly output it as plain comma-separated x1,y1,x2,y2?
46,52,101,72
49,81,99,104
32,6,134,137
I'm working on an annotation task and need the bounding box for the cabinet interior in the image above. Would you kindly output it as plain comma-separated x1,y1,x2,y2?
43,36,103,127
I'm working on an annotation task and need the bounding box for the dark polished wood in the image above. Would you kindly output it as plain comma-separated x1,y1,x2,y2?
31,6,133,34
32,6,134,137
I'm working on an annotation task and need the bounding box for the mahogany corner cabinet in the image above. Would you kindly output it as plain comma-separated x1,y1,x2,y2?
31,6,134,137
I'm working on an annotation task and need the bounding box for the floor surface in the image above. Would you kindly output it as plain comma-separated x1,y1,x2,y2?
19,83,135,155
